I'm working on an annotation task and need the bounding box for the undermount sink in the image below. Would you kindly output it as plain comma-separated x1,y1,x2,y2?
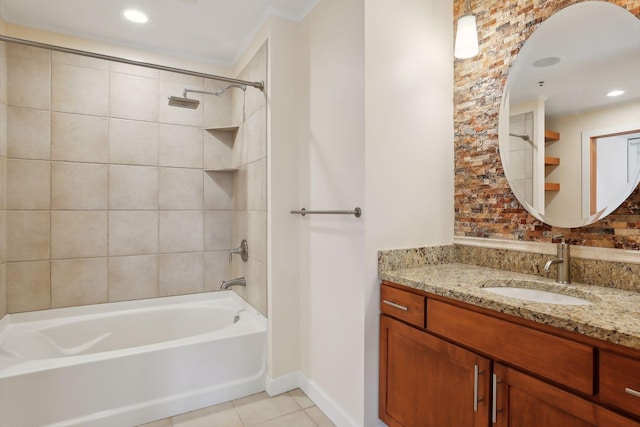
479,281,593,306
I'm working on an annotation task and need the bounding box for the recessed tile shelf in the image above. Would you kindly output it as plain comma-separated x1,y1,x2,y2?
204,125,239,172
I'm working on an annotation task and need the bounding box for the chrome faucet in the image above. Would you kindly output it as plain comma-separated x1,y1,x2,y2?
220,277,247,290
544,235,571,284
229,239,249,263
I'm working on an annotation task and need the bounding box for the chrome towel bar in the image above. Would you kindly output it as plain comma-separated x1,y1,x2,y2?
290,207,362,218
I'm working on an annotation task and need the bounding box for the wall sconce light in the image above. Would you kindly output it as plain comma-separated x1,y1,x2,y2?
454,0,479,59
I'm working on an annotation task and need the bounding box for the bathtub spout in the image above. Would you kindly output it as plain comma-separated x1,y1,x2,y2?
221,277,247,290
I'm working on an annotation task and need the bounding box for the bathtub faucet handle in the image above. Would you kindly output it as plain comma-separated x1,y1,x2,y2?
229,239,249,263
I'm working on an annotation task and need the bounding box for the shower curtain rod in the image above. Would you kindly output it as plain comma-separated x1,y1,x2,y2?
0,35,265,92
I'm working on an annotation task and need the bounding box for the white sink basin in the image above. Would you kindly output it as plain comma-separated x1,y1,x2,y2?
482,286,592,305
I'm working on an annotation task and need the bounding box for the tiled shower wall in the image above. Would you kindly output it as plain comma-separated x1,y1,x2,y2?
3,42,266,315
229,43,268,316
0,41,7,318
454,0,640,249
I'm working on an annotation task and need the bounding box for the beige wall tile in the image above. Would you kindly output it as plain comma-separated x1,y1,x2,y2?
7,56,51,110
0,103,6,157
7,44,50,61
158,124,203,168
159,211,204,253
247,159,267,211
159,79,204,127
204,251,231,292
7,211,50,261
51,112,108,163
109,62,158,78
109,165,159,210
0,210,6,264
7,107,51,160
0,43,6,105
0,157,5,210
247,211,267,264
109,119,159,166
51,258,108,308
158,252,203,296
203,79,233,128
236,43,267,119
51,211,108,259
7,159,50,210
0,264,6,318
109,211,158,256
52,52,108,69
52,63,108,115
204,210,232,251
204,171,233,210
108,255,159,302
51,162,108,209
233,166,247,210
110,72,159,122
246,259,267,317
203,129,234,170
158,167,203,210
7,261,50,312
244,106,267,164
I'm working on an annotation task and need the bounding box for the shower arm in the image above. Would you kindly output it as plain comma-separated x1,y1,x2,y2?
183,89,222,97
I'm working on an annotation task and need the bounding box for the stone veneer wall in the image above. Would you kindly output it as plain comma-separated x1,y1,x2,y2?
454,0,640,249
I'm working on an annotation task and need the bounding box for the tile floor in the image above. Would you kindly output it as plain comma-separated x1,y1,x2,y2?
139,389,336,427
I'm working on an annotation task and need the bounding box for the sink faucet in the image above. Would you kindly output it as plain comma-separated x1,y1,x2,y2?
544,235,571,284
220,277,247,290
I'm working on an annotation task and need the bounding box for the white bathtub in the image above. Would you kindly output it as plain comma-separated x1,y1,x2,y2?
0,291,267,427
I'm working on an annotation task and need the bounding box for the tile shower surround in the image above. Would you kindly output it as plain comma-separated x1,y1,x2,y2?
454,0,640,249
0,40,7,319
2,42,268,315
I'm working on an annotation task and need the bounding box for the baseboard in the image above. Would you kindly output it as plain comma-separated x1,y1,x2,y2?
265,371,302,396
266,372,363,427
299,376,360,427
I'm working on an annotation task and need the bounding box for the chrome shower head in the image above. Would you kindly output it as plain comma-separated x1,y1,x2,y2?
167,95,200,109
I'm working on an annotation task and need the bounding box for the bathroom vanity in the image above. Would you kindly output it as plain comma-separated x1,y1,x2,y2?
378,264,640,427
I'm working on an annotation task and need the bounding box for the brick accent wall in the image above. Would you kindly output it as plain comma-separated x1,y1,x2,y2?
454,0,640,249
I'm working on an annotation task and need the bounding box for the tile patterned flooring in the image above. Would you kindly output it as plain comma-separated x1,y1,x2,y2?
140,389,336,427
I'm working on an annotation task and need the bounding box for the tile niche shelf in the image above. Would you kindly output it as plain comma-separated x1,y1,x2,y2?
204,125,240,172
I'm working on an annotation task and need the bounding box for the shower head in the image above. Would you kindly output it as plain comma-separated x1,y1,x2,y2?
167,95,200,109
167,84,247,109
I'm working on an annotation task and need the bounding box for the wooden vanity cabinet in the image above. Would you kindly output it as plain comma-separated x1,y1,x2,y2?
493,363,638,427
380,315,490,426
379,282,640,427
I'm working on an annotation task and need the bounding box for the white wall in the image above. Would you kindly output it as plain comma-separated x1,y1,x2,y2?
297,0,366,424
363,0,454,425
247,1,454,425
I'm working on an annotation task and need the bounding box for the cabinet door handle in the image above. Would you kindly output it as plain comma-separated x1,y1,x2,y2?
382,300,408,311
625,387,640,398
473,364,483,411
492,374,498,424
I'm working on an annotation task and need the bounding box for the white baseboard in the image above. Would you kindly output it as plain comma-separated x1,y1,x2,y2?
265,371,302,396
266,372,363,427
299,376,360,427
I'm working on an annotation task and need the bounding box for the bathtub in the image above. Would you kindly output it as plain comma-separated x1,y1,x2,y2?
0,291,267,427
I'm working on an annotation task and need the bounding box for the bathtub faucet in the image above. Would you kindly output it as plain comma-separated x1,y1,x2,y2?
229,239,249,263
220,277,247,290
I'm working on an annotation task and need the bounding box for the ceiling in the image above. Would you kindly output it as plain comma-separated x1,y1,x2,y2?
0,0,319,66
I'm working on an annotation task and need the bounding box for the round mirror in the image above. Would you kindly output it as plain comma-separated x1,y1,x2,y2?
498,2,640,228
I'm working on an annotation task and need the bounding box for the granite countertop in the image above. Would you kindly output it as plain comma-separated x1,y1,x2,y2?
380,263,640,351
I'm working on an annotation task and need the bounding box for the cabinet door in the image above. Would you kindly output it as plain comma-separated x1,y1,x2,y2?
493,363,639,427
380,315,490,427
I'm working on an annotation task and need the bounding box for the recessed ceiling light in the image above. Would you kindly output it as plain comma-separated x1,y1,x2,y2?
606,90,625,97
122,9,148,24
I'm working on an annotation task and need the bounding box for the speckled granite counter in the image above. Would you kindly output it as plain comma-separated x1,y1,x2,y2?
380,263,640,351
